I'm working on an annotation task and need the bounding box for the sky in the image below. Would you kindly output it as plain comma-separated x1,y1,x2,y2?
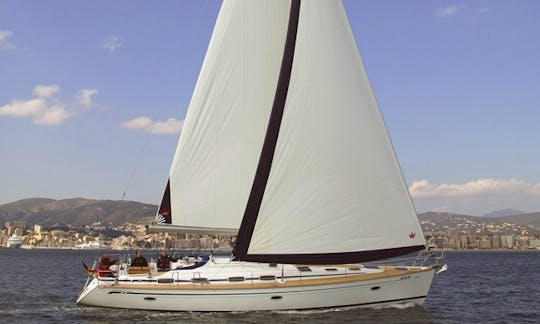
1,0,539,216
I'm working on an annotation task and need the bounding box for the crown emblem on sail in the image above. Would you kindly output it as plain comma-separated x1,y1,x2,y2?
409,232,416,239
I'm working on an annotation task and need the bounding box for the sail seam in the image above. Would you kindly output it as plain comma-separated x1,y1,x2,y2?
233,0,301,260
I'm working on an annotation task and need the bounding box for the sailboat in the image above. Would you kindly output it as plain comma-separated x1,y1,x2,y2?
77,0,445,311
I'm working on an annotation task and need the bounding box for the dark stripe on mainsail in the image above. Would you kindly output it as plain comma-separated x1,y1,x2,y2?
233,0,301,260
237,245,426,265
157,179,172,224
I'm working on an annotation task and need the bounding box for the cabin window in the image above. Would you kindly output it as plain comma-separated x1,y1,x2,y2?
363,265,379,270
395,267,409,271
228,276,245,282
296,266,311,272
325,268,338,272
348,266,362,271
371,286,381,291
190,278,209,284
260,275,276,281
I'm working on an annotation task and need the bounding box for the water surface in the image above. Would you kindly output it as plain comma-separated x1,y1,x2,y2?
0,249,538,323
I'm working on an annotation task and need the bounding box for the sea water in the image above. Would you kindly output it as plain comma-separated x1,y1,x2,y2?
0,249,538,323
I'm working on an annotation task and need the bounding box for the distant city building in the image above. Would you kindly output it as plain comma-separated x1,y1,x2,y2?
530,239,540,249
5,221,26,235
0,213,538,250
500,235,514,249
492,235,501,248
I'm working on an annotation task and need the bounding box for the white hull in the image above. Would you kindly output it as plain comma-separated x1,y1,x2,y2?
77,259,435,311
7,237,22,248
75,242,107,250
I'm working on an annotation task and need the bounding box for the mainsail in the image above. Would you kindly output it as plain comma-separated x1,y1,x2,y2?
158,0,425,261
156,1,291,233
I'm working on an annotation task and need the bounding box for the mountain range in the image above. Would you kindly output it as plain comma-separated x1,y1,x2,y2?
418,211,540,235
0,198,156,227
1,198,539,230
481,209,527,218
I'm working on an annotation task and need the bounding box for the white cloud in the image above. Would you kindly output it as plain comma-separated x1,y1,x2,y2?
410,178,540,215
33,84,60,98
33,104,72,125
0,29,16,50
150,118,184,134
75,89,98,107
409,178,540,198
0,98,46,118
435,5,466,18
121,117,183,135
121,117,153,130
0,84,98,125
0,30,13,41
102,36,122,52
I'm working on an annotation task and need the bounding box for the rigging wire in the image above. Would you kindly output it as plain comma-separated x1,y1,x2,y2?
121,133,150,201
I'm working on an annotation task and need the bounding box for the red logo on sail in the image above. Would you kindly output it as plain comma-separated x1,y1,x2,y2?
160,208,170,216
409,232,416,239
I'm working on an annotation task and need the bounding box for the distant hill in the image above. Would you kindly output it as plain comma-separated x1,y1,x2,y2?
482,209,527,218
0,198,157,227
418,211,540,234
3,198,540,232
499,213,540,229
418,211,483,230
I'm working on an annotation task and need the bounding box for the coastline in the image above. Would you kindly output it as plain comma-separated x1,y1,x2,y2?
3,246,538,253
434,248,540,253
